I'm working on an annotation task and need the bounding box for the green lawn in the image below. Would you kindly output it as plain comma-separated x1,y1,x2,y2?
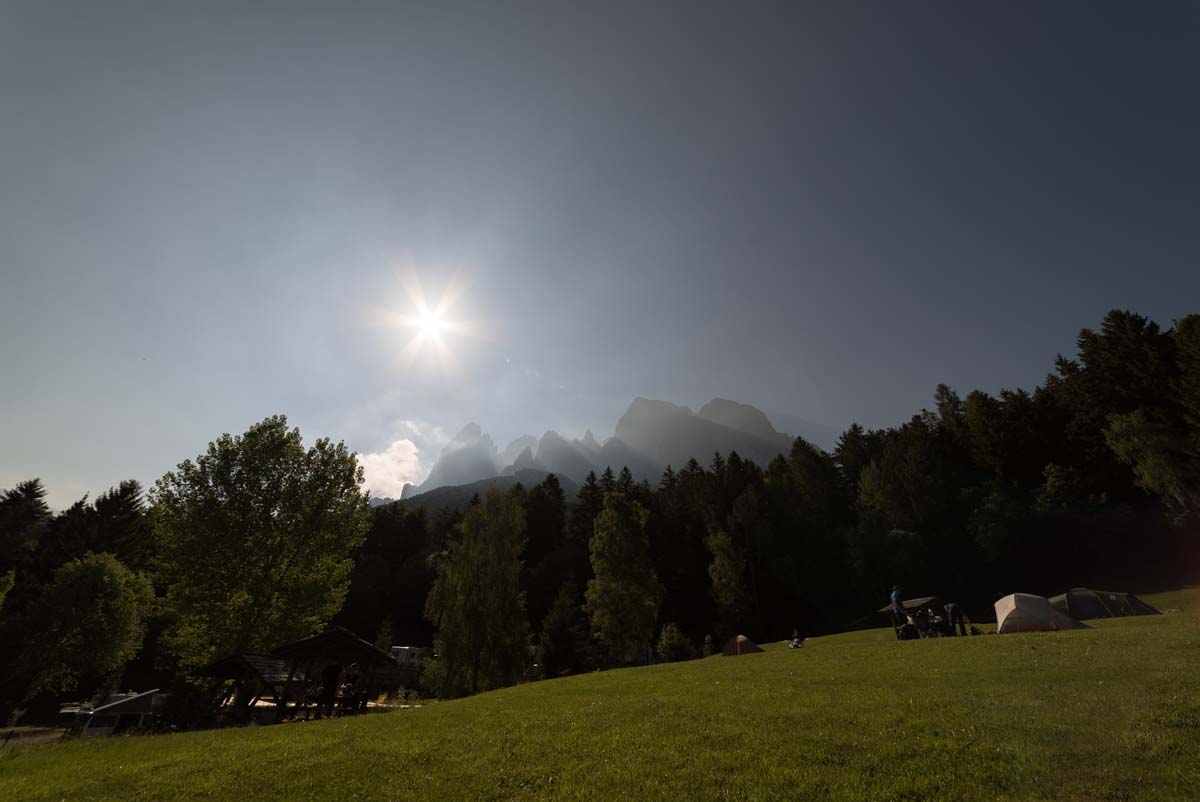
2,590,1197,801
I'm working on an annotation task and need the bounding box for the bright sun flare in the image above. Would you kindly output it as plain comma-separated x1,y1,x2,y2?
416,307,446,339
364,272,484,373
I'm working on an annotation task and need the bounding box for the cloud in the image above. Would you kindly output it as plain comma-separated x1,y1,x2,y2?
357,419,450,499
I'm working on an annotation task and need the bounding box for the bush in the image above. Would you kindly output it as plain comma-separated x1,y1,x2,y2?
656,623,697,663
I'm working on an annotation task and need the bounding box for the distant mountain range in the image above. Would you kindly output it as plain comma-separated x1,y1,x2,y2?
397,397,839,508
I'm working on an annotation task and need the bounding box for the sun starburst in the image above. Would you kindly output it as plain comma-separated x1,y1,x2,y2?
364,270,485,375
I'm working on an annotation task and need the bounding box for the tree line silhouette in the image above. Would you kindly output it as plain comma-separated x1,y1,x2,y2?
2,309,1197,712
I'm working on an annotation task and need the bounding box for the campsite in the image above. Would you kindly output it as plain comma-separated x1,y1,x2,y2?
4,3,1200,800
1,588,1195,801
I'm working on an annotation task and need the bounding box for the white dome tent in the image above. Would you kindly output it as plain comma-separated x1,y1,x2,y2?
995,593,1088,634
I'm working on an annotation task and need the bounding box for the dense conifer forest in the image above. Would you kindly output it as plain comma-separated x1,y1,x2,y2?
3,310,1197,712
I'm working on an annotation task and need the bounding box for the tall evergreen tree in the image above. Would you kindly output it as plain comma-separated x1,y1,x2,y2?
617,466,635,495
538,584,590,678
0,479,50,578
600,466,617,493
566,471,604,584
522,474,568,629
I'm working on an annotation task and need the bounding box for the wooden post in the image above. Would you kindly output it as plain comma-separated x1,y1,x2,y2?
276,657,298,722
363,661,378,713
302,658,316,719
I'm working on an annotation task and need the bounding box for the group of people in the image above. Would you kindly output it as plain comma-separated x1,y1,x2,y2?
889,585,973,640
317,661,367,717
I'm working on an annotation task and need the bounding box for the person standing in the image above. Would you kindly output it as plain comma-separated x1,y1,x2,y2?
318,662,341,719
890,585,905,635
944,602,969,636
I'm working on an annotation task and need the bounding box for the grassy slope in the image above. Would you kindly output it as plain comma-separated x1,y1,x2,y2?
2,590,1197,801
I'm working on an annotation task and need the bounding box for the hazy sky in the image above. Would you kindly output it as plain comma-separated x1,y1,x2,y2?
3,2,1198,506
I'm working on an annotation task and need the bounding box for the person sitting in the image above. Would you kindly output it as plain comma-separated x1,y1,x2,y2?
789,628,803,649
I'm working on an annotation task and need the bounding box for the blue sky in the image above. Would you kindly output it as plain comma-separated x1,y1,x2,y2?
2,2,1197,506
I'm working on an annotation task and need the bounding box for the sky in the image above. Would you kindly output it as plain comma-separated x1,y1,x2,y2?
2,1,1198,507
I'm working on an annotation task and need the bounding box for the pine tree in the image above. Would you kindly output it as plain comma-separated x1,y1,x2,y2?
566,472,603,584
600,467,616,493
538,584,589,677
617,466,635,495
523,474,567,629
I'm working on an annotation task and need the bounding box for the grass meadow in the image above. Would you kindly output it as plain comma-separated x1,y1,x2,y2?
1,588,1196,801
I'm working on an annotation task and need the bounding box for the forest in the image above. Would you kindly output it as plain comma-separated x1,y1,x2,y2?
2,310,1197,712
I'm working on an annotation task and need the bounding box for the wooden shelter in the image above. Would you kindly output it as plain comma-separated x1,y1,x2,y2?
268,626,402,718
196,653,308,710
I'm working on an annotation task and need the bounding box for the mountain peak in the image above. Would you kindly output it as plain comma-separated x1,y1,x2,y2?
698,398,787,445
578,430,602,452
452,422,484,442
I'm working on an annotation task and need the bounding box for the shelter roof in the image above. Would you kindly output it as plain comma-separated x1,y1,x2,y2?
196,653,307,685
271,625,397,669
877,596,944,614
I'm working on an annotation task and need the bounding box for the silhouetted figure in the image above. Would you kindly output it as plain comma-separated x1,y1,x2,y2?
340,661,362,714
319,662,341,718
890,585,905,636
944,602,969,636
914,609,933,638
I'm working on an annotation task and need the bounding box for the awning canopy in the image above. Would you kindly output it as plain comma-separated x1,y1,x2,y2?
877,596,944,615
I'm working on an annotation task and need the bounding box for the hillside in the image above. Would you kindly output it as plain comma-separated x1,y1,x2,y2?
400,470,579,512
5,589,1196,801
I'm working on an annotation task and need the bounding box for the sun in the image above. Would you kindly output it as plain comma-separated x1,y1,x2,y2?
415,306,446,339
363,271,485,373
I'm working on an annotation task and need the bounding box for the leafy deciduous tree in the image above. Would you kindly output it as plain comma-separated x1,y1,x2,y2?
151,415,370,671
18,552,154,700
424,488,528,697
585,493,663,663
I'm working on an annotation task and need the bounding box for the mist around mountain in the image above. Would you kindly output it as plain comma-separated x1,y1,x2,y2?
763,410,841,452
698,398,792,448
400,470,579,512
401,397,835,503
401,423,500,499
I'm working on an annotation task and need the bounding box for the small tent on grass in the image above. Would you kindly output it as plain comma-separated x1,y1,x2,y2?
1048,588,1160,620
721,635,764,656
995,593,1088,634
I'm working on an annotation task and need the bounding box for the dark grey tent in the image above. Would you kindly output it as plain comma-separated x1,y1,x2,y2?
721,635,764,656
1048,588,1160,620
